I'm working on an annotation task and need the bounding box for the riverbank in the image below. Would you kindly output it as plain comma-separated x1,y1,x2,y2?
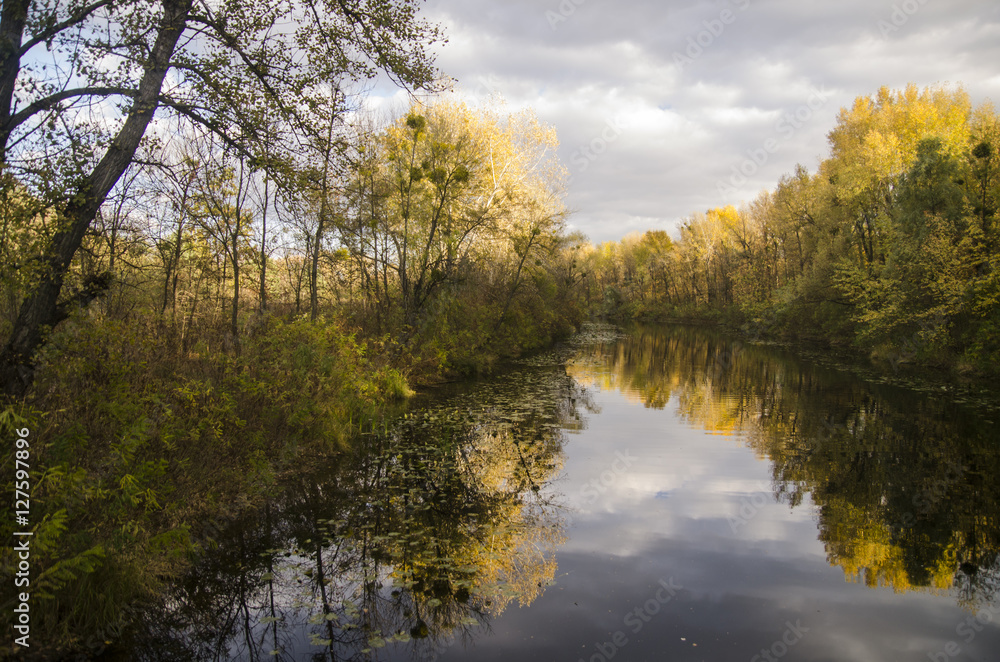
1,315,406,659
609,308,1000,413
1,297,585,659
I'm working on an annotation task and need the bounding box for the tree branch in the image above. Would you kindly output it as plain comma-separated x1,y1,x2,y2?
5,85,137,133
18,0,116,56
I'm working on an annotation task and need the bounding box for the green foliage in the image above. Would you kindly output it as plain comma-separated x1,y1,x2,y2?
234,317,400,446
583,84,1000,377
1,312,410,654
338,99,582,378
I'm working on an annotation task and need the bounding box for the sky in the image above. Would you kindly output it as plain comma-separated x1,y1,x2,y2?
368,0,1000,244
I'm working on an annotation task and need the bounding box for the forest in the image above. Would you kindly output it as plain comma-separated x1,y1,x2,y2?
586,85,1000,376
0,0,997,656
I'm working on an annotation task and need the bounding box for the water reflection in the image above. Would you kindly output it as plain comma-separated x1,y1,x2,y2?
124,362,594,661
567,324,1000,609
124,324,1000,660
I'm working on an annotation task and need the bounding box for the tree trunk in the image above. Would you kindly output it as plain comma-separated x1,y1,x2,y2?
259,175,269,311
0,0,30,161
310,200,326,321
231,219,240,342
0,0,193,399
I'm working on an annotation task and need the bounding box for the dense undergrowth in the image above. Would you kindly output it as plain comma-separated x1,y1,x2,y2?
0,314,421,657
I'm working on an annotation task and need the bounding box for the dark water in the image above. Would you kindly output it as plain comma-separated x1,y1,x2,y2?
124,324,1000,661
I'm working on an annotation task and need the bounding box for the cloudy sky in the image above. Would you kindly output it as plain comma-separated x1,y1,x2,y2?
370,0,1000,244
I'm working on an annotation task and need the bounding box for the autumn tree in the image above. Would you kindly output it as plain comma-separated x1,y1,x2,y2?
335,99,574,364
0,0,442,397
583,83,1000,372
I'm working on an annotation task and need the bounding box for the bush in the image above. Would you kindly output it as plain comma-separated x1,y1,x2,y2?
1,312,410,656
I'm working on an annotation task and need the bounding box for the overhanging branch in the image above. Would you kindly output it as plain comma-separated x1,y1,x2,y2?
5,86,137,133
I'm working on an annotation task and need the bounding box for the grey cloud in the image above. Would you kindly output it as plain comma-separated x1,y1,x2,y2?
412,0,999,243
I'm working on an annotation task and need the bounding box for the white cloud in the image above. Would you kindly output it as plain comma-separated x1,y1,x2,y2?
373,0,1000,243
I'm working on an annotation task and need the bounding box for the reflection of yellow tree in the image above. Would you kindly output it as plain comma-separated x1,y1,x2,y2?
381,414,566,623
321,366,580,654
818,495,954,593
570,325,1000,607
455,425,564,609
338,368,577,650
567,328,744,434
129,367,581,660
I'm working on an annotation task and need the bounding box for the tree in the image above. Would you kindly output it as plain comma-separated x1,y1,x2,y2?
825,84,972,271
153,149,201,319
0,0,442,398
966,104,1000,260
339,100,568,337
188,140,253,343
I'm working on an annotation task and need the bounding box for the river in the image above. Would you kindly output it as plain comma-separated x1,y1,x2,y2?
120,323,1000,661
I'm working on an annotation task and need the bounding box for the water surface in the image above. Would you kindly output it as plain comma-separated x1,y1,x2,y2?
126,324,1000,661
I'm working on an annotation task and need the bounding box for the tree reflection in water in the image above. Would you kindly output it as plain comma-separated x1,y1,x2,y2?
566,325,1000,610
121,324,999,660
123,359,595,661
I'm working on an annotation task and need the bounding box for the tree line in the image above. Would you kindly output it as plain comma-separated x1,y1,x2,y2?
585,84,999,375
